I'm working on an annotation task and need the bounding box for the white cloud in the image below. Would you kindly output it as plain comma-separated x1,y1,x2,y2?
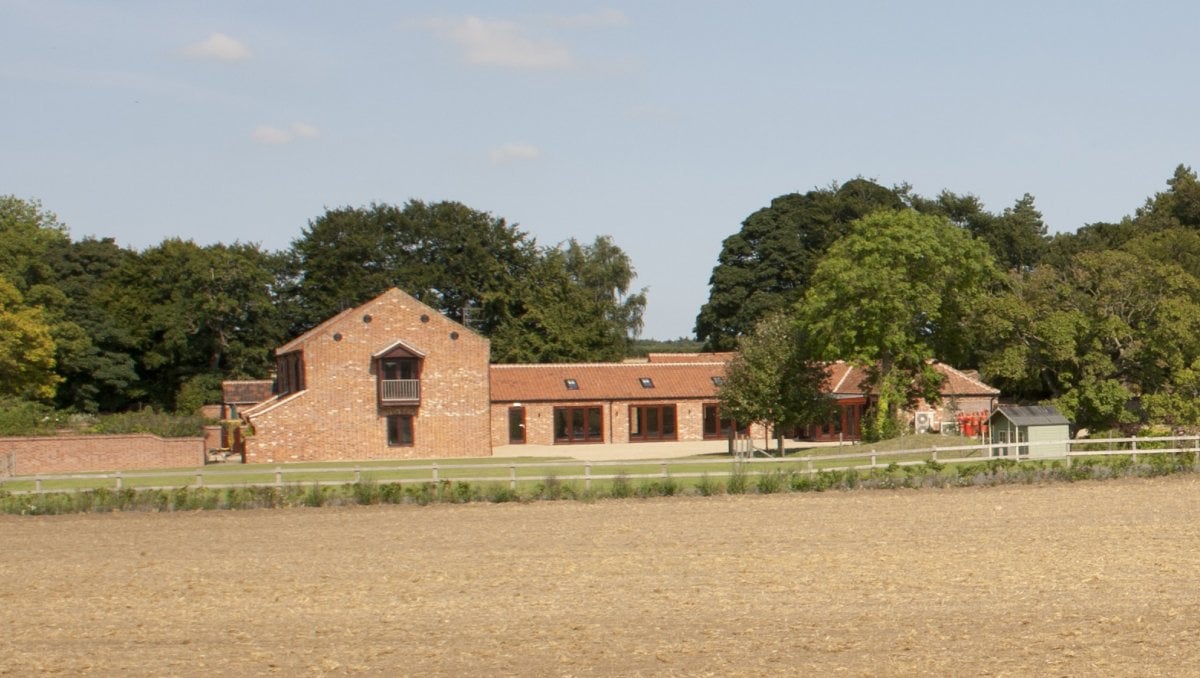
181,33,252,62
290,122,319,139
553,9,630,29
489,143,541,164
429,16,573,70
251,122,319,146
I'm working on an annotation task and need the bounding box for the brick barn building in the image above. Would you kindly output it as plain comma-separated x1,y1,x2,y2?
228,288,999,462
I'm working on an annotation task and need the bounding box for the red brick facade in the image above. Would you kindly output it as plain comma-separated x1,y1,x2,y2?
0,434,204,475
240,289,491,463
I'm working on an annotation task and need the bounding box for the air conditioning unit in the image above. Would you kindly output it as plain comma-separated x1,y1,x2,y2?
914,411,934,433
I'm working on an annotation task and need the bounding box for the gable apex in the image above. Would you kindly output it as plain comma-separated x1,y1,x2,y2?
275,288,478,354
373,338,426,359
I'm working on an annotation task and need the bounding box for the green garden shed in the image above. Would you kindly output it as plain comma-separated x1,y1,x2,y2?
987,406,1071,459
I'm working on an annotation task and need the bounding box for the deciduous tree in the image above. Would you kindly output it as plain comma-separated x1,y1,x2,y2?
718,312,832,453
797,210,1000,438
695,179,908,350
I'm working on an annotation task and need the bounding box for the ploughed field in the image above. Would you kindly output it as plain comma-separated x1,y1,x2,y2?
3,477,1200,676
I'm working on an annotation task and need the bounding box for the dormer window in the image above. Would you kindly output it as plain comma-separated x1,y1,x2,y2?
639,377,654,388
374,340,425,405
564,378,579,390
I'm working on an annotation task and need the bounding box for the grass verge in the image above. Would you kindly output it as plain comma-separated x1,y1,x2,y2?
1,453,1195,516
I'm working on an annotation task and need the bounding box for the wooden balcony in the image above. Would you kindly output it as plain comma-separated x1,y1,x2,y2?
380,379,420,404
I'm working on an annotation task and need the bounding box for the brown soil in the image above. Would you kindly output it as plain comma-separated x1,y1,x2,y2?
3,477,1200,676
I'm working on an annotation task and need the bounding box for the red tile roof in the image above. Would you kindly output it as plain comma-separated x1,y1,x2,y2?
490,359,997,404
825,361,1000,397
646,352,737,364
490,362,727,403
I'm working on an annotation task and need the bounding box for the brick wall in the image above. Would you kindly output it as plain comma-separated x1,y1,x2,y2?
0,435,204,476
244,290,493,463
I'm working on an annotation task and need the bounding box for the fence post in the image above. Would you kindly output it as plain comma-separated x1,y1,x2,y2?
932,446,938,462
354,467,361,484
275,466,282,488
661,462,668,479
870,452,876,469
585,463,592,492
432,463,439,483
115,472,122,491
195,472,203,488
1132,436,1138,463
35,476,42,493
509,465,516,491
807,457,814,477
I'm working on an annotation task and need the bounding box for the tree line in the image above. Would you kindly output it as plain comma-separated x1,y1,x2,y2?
709,166,1200,437
0,198,646,416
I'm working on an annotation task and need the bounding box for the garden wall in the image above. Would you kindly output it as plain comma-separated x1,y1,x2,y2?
0,434,205,476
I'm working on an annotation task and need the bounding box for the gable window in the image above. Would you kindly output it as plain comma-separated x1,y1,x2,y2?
564,378,579,390
639,377,654,388
554,406,602,443
274,351,305,396
375,342,423,405
387,414,414,447
630,404,677,441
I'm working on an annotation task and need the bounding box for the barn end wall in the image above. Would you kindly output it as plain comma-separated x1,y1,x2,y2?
243,291,492,463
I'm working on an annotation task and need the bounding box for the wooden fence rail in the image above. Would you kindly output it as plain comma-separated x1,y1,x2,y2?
3,435,1199,496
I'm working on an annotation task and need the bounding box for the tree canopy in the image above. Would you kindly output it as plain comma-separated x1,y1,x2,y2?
796,210,1001,438
718,311,832,452
694,179,908,350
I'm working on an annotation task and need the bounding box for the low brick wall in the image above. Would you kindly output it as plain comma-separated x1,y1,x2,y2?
0,434,205,476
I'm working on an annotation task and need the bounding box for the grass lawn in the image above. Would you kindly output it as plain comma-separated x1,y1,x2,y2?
0,434,998,495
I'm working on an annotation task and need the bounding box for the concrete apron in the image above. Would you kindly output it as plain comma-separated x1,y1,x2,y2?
492,438,860,462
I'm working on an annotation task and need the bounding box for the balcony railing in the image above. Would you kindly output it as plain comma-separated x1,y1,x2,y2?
380,379,420,404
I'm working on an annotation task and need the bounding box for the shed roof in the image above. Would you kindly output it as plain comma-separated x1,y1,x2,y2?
990,405,1070,427
221,380,274,405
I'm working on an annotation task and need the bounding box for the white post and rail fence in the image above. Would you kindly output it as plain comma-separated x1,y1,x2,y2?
2,435,1198,496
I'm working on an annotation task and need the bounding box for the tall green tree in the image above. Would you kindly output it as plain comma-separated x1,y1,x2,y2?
43,237,140,412
695,179,908,350
488,248,629,363
974,249,1200,429
0,196,130,410
562,235,647,341
718,311,832,453
0,276,59,402
108,239,287,411
797,210,1000,439
289,200,538,333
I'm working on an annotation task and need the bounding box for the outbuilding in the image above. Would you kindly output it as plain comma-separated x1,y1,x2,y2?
987,406,1071,459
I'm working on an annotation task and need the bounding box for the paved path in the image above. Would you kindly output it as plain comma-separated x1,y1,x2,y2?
491,439,860,462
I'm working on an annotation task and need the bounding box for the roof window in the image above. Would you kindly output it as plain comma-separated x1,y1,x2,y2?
639,377,654,388
564,378,579,390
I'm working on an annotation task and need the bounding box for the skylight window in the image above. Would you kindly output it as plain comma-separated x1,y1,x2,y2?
639,377,654,388
565,378,579,390
711,376,725,386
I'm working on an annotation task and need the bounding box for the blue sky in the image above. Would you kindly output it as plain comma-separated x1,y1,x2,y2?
3,1,1198,339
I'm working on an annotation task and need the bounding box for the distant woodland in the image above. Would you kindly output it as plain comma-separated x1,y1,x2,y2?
5,165,1200,432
